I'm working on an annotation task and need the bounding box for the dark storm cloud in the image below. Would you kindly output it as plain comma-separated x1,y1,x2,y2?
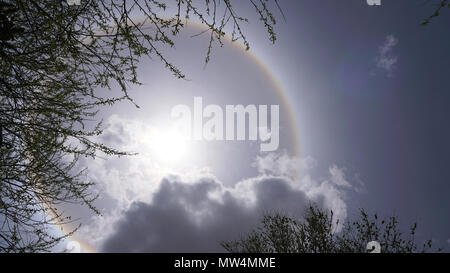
100,175,315,252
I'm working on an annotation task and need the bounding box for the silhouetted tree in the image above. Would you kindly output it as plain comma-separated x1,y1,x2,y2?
422,0,450,25
222,204,442,253
0,0,283,252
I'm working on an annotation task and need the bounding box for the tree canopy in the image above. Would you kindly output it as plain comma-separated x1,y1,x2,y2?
0,0,283,252
222,204,443,253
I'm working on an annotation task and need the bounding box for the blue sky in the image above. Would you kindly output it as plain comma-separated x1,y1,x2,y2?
57,0,450,252
248,0,450,247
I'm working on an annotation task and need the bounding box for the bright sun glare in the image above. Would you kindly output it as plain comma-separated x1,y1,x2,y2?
146,128,189,163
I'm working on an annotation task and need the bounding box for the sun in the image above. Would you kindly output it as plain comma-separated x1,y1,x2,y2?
145,127,189,164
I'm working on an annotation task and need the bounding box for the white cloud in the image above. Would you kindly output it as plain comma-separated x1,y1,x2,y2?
254,152,303,178
100,175,310,252
329,165,351,188
99,166,357,252
72,115,360,252
376,34,399,76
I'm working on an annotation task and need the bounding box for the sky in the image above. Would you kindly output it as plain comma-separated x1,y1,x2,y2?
58,0,450,252
261,0,450,248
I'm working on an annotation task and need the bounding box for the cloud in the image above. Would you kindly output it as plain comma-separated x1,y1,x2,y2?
329,165,351,188
71,115,358,252
95,152,355,252
376,34,399,76
100,175,312,252
253,152,304,178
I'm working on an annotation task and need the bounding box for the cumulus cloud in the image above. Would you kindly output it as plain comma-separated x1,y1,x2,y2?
72,115,359,252
95,152,355,252
376,34,399,76
329,165,351,188
100,175,312,252
254,152,303,178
